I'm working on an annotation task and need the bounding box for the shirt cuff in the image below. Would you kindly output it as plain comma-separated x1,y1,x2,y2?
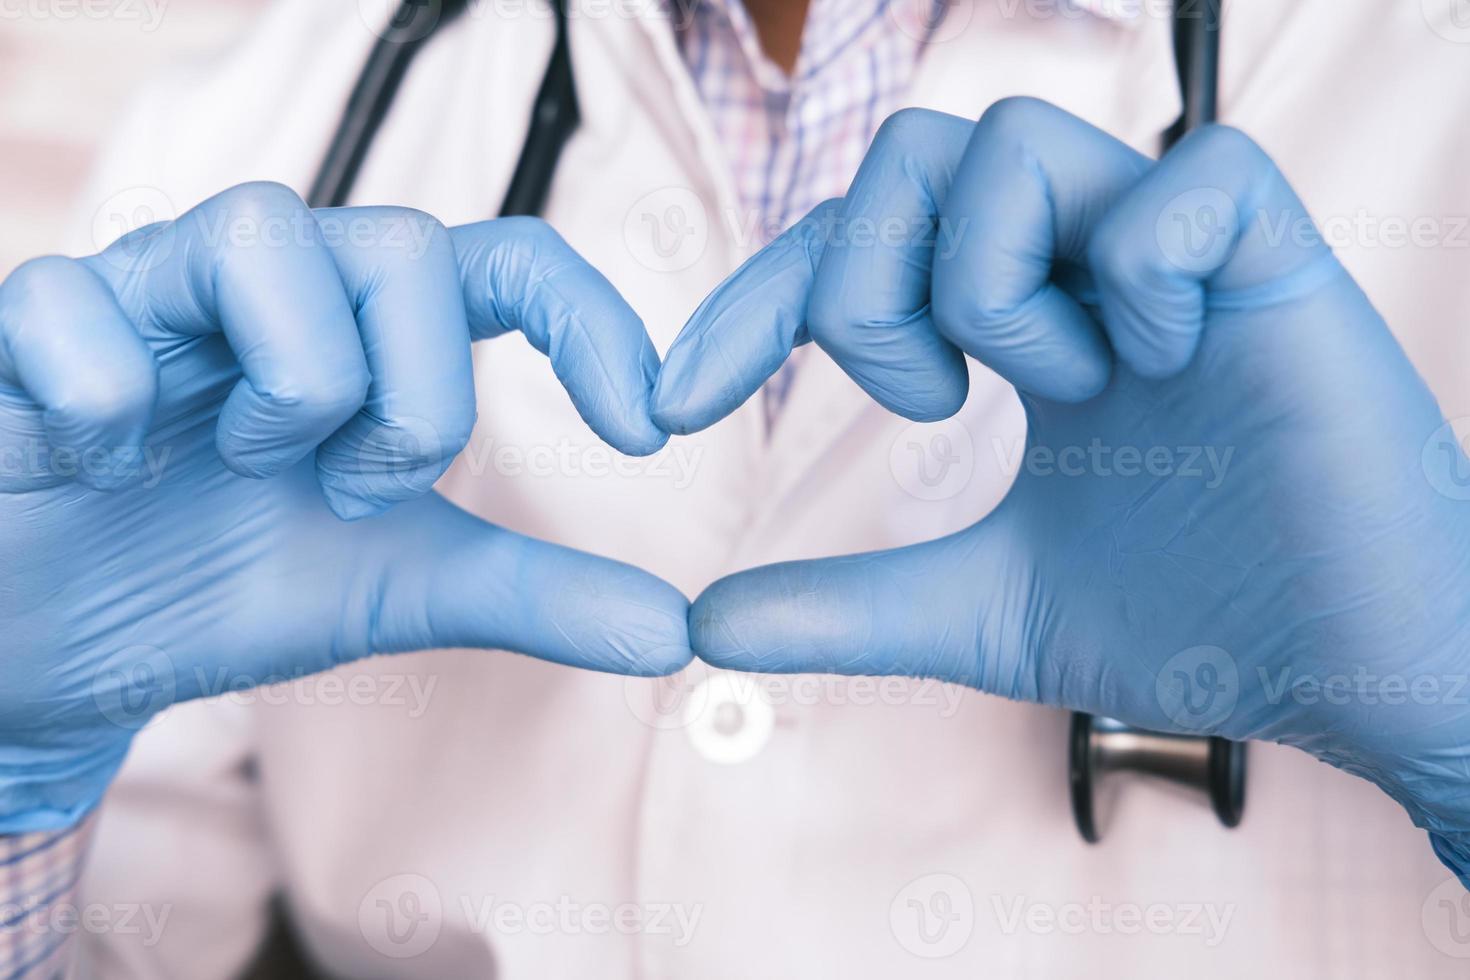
0,812,97,980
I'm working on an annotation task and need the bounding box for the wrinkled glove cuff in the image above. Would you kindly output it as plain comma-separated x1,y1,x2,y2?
0,747,128,835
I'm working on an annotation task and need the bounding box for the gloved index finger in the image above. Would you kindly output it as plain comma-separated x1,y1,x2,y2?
656,109,978,435
650,201,833,436
1088,124,1343,379
804,108,973,421
932,97,1151,401
314,206,478,520
0,256,159,491
452,217,668,457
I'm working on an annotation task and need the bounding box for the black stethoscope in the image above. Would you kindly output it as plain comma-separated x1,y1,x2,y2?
1072,0,1244,846
307,0,575,213
312,0,1241,846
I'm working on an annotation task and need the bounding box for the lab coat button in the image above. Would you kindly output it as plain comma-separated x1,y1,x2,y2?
685,673,774,764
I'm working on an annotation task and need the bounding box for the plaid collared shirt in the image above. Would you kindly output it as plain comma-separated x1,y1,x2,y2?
677,0,934,243
675,0,936,422
0,815,95,980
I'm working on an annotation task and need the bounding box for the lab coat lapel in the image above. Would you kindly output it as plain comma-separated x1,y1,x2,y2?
904,1,1183,142
752,348,877,529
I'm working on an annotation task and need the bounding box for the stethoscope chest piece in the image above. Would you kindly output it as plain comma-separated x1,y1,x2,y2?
1069,713,1246,844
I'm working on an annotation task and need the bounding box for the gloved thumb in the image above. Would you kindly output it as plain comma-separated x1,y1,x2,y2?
689,525,1027,697
287,489,695,679
402,497,691,676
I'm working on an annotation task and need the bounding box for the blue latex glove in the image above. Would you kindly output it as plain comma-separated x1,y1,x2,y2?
654,100,1470,879
0,183,690,832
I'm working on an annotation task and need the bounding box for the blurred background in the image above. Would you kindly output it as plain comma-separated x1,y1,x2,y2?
0,0,269,276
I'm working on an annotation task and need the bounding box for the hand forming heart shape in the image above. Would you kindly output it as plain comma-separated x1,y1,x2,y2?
653,99,1470,877
0,188,688,831
6,100,1470,883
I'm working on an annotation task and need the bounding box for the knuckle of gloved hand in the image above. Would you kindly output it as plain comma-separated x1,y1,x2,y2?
211,180,310,232
396,404,477,472
1,258,158,429
45,368,157,442
974,95,1056,149
804,288,857,352
873,106,951,151
930,274,1007,350
461,216,569,296
2,254,88,318
261,362,370,427
1181,124,1273,179
1085,207,1155,297
1085,211,1200,380
331,401,476,489
784,198,841,266
492,214,564,256
350,205,453,270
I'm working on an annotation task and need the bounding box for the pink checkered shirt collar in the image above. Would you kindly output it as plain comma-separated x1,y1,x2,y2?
674,0,940,247
671,0,939,425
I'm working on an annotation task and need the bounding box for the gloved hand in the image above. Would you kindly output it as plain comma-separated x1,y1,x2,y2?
0,182,691,832
654,100,1470,879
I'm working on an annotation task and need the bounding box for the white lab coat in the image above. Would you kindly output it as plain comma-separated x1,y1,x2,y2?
69,1,1470,977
